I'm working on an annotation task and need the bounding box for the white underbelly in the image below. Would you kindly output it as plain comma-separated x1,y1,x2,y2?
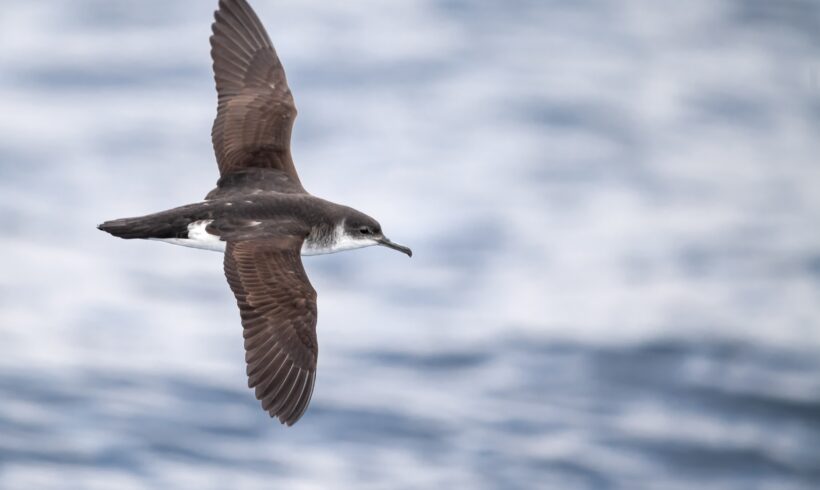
152,221,377,256
152,220,227,253
156,239,346,255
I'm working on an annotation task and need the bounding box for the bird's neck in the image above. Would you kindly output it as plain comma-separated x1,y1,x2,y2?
301,221,376,256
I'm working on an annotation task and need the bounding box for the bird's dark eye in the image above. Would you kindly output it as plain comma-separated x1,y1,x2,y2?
360,227,371,235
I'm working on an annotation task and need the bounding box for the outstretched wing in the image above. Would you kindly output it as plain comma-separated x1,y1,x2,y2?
223,238,318,425
210,0,304,192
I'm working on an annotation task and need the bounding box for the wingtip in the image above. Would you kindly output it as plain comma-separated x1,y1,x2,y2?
267,406,304,427
272,411,298,427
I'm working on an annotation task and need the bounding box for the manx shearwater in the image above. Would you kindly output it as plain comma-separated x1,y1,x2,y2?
99,0,412,426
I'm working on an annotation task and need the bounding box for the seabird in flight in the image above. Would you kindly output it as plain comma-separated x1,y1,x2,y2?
99,0,412,426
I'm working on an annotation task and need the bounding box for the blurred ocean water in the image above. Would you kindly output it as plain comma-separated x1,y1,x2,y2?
1,0,819,488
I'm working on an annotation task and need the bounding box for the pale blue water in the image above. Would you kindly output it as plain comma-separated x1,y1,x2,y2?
1,0,819,488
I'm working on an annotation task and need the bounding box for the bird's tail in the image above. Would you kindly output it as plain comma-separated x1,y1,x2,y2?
99,200,216,240
98,217,158,239
98,212,190,240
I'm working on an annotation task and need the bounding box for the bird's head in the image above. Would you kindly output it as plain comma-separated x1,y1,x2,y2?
340,210,412,257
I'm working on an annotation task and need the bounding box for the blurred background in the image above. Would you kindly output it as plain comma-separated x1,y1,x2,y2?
1,0,819,488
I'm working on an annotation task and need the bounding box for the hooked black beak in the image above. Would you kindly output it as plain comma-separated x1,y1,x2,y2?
378,237,413,257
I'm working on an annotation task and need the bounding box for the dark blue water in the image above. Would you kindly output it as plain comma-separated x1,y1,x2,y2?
1,0,819,488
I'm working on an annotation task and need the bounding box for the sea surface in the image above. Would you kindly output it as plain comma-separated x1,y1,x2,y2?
1,0,819,489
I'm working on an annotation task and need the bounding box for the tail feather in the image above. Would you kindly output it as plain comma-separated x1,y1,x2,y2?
98,215,190,240
98,218,152,239
99,201,214,240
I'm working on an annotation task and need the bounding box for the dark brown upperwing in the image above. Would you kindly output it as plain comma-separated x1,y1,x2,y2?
210,0,304,191
224,238,318,426
205,168,305,200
